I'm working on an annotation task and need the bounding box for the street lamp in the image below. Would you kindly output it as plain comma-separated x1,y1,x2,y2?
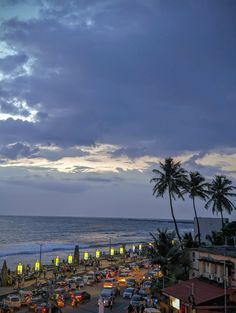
138,244,142,252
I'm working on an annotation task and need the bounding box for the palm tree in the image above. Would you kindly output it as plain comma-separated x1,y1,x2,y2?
151,158,188,243
185,172,209,245
205,175,236,229
148,229,190,280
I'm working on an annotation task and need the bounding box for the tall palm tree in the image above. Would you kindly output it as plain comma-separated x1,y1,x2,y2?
205,175,236,229
185,172,209,245
151,158,188,243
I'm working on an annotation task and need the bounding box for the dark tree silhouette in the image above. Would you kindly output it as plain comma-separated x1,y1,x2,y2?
151,158,187,244
185,172,209,245
205,175,236,229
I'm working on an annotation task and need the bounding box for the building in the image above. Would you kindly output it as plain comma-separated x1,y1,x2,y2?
160,246,236,312
190,246,236,292
194,217,228,245
161,278,227,313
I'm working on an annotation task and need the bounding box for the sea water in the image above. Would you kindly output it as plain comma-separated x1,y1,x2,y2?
0,215,193,269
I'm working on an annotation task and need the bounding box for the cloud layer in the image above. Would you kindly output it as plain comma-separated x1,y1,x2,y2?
0,0,235,218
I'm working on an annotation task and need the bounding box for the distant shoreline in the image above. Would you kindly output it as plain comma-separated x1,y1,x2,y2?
0,214,193,223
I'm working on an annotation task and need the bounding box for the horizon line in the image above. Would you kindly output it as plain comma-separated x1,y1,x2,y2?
0,214,194,223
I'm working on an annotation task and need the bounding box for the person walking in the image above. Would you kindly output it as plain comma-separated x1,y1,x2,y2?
127,304,133,313
98,298,104,313
140,303,145,313
109,298,113,310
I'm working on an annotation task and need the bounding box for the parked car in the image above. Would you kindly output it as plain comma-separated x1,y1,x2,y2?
123,288,135,299
71,291,91,305
126,278,136,288
34,302,49,313
86,272,96,285
117,272,129,286
28,296,44,311
72,277,84,288
19,290,33,305
103,278,118,289
98,289,114,308
130,295,143,307
138,288,148,298
0,304,14,313
3,295,21,309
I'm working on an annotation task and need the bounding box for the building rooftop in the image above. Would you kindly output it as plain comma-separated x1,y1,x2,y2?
162,278,226,305
191,246,236,258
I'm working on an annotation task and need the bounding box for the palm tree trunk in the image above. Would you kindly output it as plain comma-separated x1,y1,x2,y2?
220,210,224,230
168,187,182,244
192,197,201,246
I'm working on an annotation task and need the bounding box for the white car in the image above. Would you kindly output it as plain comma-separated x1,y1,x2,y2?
3,295,21,308
72,277,85,288
123,288,135,299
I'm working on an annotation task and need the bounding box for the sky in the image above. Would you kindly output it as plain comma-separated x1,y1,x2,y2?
0,0,236,219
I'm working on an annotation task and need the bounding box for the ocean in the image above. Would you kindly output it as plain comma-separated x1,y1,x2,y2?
0,216,193,269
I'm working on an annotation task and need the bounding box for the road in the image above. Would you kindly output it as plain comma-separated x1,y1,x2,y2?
18,282,130,313
62,283,129,313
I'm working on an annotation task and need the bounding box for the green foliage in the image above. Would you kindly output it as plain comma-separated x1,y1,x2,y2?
147,229,190,281
182,232,199,248
206,222,236,246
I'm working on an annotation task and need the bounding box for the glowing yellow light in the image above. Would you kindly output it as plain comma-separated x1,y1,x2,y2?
35,260,40,272
139,244,142,251
55,256,60,267
170,296,180,310
84,251,89,261
96,250,101,258
110,247,115,256
68,255,73,264
119,247,124,255
17,263,23,275
132,244,136,252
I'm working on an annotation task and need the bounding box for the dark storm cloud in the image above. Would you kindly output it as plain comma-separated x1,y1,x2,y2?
0,142,39,159
0,0,235,154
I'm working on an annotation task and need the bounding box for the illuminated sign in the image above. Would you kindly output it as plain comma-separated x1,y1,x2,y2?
17,263,23,275
35,260,40,272
110,248,115,256
68,255,73,264
55,256,60,267
84,251,89,261
170,296,180,310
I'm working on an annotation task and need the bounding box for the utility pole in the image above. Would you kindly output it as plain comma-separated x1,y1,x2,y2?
224,239,227,313
39,244,43,265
